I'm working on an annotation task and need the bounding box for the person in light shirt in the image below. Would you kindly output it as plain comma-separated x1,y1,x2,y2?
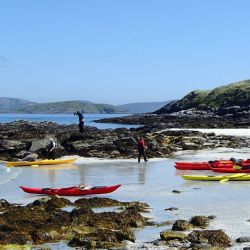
48,138,56,160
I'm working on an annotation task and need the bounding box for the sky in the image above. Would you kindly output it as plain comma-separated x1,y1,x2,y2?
1,0,250,105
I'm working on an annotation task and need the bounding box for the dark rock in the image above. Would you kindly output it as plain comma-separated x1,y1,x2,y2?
207,215,216,220
190,216,210,228
0,197,149,248
160,230,188,241
236,237,250,243
189,242,213,249
0,199,11,211
0,230,33,245
30,196,72,209
22,153,38,161
172,190,181,193
165,207,178,211
68,234,96,248
68,228,135,248
188,230,231,247
75,197,149,212
172,220,193,231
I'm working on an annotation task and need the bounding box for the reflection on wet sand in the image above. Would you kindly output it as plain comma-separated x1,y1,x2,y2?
34,163,77,170
138,164,147,184
78,164,86,184
48,169,56,183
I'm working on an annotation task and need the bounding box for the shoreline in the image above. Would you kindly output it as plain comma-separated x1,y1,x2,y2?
1,120,250,248
1,148,250,249
1,120,250,162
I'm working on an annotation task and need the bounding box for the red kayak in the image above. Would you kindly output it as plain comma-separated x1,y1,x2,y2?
210,160,236,168
211,160,250,168
175,162,210,170
212,167,250,173
20,184,121,196
175,159,250,170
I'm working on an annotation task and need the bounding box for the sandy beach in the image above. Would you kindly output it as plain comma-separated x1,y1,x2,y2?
1,133,250,249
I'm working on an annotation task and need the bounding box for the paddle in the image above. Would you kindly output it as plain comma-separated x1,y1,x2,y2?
31,164,39,167
220,173,248,183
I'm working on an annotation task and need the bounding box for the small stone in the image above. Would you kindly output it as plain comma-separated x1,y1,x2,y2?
236,237,250,243
172,190,181,193
165,207,178,211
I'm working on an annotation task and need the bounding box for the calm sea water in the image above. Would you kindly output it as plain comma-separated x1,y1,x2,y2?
0,113,138,129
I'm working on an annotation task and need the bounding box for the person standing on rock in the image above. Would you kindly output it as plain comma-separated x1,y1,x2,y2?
48,138,56,160
74,111,84,133
137,137,148,163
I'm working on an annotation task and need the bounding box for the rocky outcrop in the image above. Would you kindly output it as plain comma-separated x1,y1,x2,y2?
157,216,231,249
188,230,231,247
95,110,250,128
0,196,150,248
1,120,250,161
155,80,250,115
95,81,250,128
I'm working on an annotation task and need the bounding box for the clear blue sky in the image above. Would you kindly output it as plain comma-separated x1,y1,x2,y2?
1,0,250,104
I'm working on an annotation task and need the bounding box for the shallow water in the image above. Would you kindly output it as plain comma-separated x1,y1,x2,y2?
1,147,250,249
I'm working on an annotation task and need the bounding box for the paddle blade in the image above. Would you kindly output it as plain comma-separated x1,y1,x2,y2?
220,178,229,183
220,173,247,183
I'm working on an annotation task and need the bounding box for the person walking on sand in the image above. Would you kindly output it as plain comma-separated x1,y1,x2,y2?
48,138,56,160
137,137,148,163
74,111,84,133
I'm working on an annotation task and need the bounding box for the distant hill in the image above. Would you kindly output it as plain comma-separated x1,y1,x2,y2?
0,97,36,113
118,101,171,113
155,80,250,114
0,97,173,114
16,100,127,114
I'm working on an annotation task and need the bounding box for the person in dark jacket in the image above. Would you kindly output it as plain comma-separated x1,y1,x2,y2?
48,138,56,160
137,137,148,163
74,111,84,133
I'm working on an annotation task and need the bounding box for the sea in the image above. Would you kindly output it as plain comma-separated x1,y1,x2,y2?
0,114,250,249
0,113,139,129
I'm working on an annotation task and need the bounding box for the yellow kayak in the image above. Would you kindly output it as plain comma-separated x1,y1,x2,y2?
181,173,250,181
6,158,77,167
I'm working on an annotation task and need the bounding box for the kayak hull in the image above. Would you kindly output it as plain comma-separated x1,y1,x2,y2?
175,162,210,170
20,184,121,196
6,158,76,167
181,174,250,181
